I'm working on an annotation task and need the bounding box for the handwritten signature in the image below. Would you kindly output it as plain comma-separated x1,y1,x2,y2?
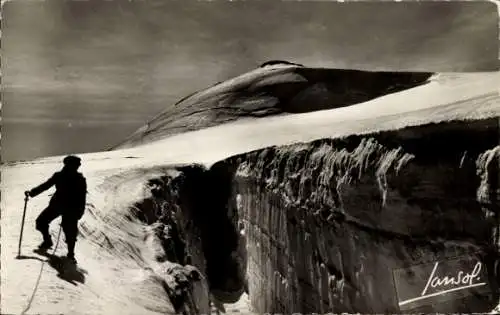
421,261,482,296
399,261,487,307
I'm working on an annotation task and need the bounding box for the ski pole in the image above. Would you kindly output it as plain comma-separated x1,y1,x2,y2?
17,194,29,258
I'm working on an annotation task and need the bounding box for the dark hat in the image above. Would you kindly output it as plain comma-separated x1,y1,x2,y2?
63,155,81,166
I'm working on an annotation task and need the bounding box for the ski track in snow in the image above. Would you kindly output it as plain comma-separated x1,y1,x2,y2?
1,71,499,314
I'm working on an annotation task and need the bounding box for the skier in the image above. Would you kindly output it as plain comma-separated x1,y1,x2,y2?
24,155,87,263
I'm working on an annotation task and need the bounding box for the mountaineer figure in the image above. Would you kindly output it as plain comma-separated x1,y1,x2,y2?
24,155,87,263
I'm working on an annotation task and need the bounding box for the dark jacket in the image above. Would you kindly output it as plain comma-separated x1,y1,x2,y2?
29,171,87,218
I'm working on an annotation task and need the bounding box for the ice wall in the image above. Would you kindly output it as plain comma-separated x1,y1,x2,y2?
126,166,247,314
82,169,213,315
126,118,499,314
231,118,499,313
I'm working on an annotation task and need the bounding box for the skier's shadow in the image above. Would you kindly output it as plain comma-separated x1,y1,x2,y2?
25,249,88,286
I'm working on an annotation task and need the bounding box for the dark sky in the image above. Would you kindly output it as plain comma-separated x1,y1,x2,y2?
2,0,498,162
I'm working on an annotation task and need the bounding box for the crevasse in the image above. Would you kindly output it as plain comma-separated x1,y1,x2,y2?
103,118,499,314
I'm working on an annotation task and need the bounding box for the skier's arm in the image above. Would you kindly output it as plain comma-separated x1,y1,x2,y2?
28,174,57,197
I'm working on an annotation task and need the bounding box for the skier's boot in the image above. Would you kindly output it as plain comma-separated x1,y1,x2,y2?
37,237,53,251
66,239,77,264
66,252,77,264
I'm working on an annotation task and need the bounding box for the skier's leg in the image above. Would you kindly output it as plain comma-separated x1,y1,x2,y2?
35,205,60,247
61,215,78,259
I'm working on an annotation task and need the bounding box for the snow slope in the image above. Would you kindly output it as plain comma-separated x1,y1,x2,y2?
1,64,499,314
112,64,433,149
